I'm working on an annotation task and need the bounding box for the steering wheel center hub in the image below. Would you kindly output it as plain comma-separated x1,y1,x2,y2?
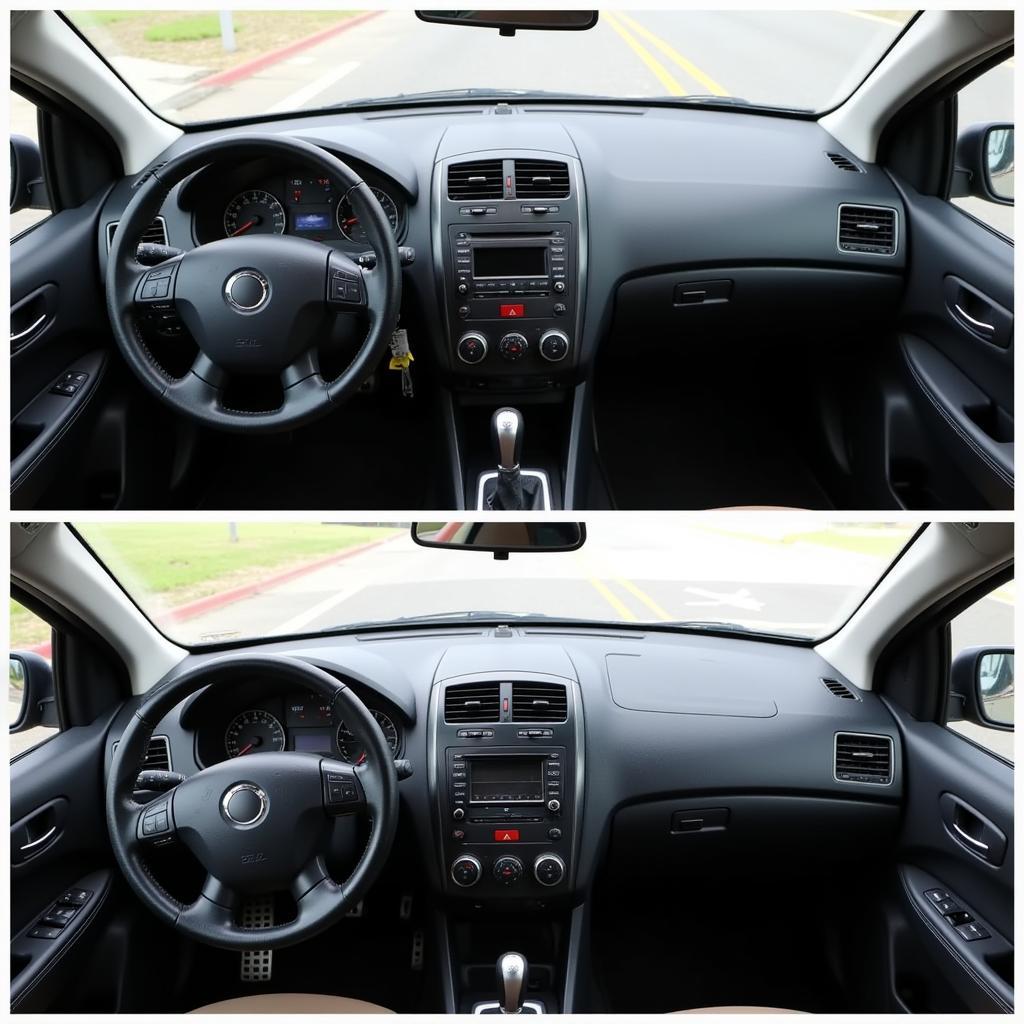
221,782,269,827
224,270,270,313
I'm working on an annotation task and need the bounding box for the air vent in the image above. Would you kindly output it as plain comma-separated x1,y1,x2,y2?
514,159,570,199
511,681,568,722
834,732,892,785
106,216,168,251
822,677,860,700
838,204,897,255
114,734,173,772
447,159,503,201
444,682,501,722
826,151,863,173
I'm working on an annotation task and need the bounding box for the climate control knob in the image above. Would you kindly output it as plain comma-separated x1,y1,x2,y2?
534,853,566,887
457,332,488,365
498,332,529,362
539,329,570,363
451,854,482,888
493,855,524,886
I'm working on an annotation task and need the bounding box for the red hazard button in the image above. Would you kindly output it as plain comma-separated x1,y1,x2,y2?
494,829,520,842
500,304,525,318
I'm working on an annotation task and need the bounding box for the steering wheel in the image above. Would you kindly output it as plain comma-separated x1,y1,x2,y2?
105,655,399,950
105,135,401,433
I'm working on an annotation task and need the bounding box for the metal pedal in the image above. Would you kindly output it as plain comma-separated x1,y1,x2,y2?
399,893,413,920
239,896,274,983
411,928,424,970
345,899,364,918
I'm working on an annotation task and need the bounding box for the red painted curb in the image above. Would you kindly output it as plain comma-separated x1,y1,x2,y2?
27,641,52,659
161,535,395,625
197,10,383,88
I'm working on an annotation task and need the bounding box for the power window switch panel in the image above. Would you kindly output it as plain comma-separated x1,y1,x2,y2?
41,913,71,928
945,911,974,926
924,889,951,904
935,898,960,914
59,889,92,906
956,922,990,942
29,926,63,939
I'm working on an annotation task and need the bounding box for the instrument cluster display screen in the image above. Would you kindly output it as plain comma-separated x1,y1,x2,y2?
469,757,544,803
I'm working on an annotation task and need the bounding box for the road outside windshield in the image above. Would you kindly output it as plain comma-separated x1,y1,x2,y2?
68,519,923,645
66,10,913,122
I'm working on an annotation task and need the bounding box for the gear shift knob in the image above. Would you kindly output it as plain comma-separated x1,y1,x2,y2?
492,407,523,471
497,951,528,1014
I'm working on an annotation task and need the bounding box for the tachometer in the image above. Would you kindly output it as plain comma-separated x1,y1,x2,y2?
225,709,286,757
336,710,400,763
337,187,399,243
224,189,286,237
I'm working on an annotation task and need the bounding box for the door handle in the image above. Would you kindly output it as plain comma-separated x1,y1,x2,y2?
18,825,57,852
939,792,1007,865
951,819,989,852
10,313,48,343
953,304,995,334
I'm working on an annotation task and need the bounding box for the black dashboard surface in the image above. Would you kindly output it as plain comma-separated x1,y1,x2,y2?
98,102,906,375
105,625,903,893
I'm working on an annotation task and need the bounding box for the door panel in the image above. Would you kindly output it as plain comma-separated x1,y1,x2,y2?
884,701,1013,1012
10,188,114,508
890,181,1013,509
10,713,118,1011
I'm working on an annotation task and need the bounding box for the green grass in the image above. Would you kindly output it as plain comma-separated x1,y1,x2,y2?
695,524,916,559
73,10,149,27
143,15,238,43
75,523,400,595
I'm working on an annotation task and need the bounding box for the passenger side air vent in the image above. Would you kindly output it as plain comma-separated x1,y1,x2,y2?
838,204,897,255
834,732,892,785
826,151,863,172
514,159,570,199
511,681,568,722
106,216,168,251
445,682,501,722
822,677,860,700
447,159,503,201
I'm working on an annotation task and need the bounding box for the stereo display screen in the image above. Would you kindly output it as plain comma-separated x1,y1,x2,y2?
473,246,547,279
469,757,544,803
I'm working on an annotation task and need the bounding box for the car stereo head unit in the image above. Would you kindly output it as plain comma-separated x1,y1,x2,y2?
452,230,569,299
468,754,545,804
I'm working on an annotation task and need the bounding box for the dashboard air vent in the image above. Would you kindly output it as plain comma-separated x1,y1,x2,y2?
822,677,860,700
445,682,501,722
838,204,896,255
514,159,570,199
447,159,503,201
834,732,892,785
114,734,173,772
106,216,168,251
826,151,863,172
511,681,568,722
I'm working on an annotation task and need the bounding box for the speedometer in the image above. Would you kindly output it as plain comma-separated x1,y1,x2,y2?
336,710,400,763
224,189,286,237
225,709,286,757
337,188,399,243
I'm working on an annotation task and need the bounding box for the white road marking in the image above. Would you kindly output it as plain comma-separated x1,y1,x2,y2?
265,61,361,114
273,581,370,635
683,586,765,612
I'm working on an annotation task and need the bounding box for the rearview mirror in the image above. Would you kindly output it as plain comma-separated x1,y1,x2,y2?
952,122,1014,204
416,10,598,36
412,522,585,559
10,134,48,215
949,646,1013,732
9,652,58,733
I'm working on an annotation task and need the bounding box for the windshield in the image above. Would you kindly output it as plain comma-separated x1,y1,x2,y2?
72,518,919,645
66,9,914,123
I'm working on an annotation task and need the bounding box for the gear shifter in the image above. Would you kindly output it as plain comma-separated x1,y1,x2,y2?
498,952,528,1014
484,408,547,510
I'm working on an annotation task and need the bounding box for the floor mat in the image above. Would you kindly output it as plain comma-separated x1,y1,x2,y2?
595,368,835,510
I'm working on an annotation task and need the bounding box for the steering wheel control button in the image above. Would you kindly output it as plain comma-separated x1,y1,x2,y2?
135,261,180,310
451,854,482,888
329,267,364,306
220,783,269,828
322,768,362,811
493,855,524,886
533,853,566,887
224,270,270,314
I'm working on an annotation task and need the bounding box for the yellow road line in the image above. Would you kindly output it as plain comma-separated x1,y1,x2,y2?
841,10,910,27
612,10,729,97
603,11,686,96
616,579,673,621
587,577,639,621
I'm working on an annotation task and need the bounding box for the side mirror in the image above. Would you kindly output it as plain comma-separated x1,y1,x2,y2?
952,122,1014,204
10,134,48,215
949,646,1013,731
9,652,58,733
411,521,585,560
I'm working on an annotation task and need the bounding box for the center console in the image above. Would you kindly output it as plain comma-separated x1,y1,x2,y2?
431,674,582,900
435,151,587,384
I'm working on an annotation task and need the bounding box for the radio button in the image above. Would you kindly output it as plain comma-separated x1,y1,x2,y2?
547,799,561,813
553,281,566,294
547,828,562,841
453,807,466,821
